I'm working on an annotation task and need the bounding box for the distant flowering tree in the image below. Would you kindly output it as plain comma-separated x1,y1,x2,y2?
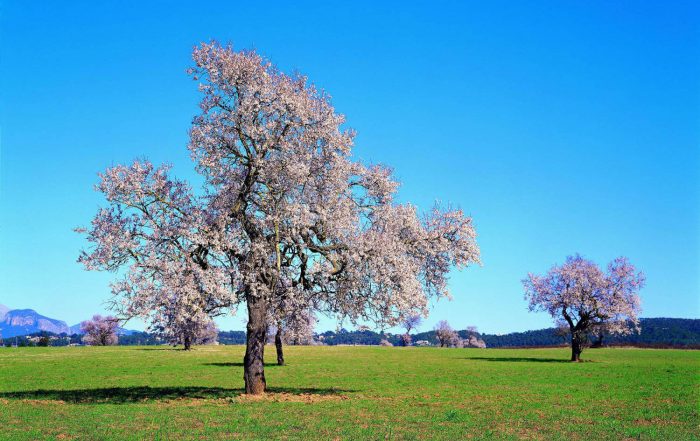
195,321,220,345
434,320,459,347
150,300,219,350
277,311,316,345
523,255,644,361
401,315,422,346
77,42,480,394
268,300,316,365
463,335,486,348
81,315,119,346
462,326,486,348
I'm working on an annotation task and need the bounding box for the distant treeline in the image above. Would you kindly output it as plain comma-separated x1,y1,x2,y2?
217,331,247,345
314,318,700,348
414,318,700,349
1,331,164,347
3,318,697,348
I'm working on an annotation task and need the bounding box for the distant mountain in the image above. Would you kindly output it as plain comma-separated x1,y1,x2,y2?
117,328,137,336
0,309,70,338
0,305,136,339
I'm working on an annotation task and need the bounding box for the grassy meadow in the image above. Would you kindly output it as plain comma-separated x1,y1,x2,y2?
0,345,697,440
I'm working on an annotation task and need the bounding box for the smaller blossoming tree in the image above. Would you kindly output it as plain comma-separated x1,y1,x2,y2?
401,315,422,346
268,300,316,365
523,254,644,361
150,300,219,350
434,320,459,347
462,326,486,348
81,315,119,346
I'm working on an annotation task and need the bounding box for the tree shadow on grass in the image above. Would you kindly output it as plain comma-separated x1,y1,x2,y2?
0,386,352,404
466,356,572,363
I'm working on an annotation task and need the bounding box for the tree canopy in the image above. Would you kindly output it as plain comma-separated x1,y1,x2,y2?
78,42,480,393
523,254,644,360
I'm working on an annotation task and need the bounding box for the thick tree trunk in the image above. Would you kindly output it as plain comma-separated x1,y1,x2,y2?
571,332,583,362
183,334,192,351
244,296,268,394
275,327,285,366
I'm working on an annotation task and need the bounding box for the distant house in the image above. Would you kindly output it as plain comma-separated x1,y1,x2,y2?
415,340,431,346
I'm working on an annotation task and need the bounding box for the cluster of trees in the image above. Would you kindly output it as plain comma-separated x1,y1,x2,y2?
0,331,63,347
115,331,163,346
78,314,221,349
433,321,486,348
217,331,247,345
602,318,700,348
316,329,384,345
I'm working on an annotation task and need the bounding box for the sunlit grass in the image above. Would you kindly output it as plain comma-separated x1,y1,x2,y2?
0,345,697,440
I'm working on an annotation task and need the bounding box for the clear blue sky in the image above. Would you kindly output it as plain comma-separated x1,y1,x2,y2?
1,1,698,334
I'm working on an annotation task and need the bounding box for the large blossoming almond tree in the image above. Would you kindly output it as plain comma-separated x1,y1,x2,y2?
78,42,481,394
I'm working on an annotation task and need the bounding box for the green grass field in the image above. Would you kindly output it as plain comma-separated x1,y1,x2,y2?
0,346,697,440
